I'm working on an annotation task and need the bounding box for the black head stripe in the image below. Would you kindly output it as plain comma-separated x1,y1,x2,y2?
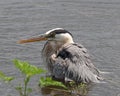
52,29,73,37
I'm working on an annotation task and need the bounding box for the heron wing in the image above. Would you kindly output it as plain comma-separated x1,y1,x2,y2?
53,43,101,83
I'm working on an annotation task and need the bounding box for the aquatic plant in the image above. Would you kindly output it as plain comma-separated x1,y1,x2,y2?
39,77,88,96
13,59,46,96
39,77,67,89
0,71,14,83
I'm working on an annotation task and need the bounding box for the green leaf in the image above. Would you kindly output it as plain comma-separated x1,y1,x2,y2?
0,71,14,83
39,77,67,89
13,59,46,77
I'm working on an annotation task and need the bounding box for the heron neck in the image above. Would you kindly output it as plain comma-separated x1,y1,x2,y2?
48,38,74,52
56,40,74,51
62,36,74,45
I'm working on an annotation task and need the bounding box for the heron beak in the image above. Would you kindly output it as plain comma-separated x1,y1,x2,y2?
18,34,48,44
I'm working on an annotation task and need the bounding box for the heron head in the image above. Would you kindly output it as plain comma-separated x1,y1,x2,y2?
18,28,74,44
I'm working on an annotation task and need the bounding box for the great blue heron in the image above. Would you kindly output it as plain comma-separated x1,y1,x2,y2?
18,28,102,83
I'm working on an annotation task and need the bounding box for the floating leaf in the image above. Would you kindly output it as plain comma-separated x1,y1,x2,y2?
39,77,67,89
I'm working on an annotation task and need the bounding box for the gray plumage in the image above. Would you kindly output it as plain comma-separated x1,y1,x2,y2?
42,42,101,83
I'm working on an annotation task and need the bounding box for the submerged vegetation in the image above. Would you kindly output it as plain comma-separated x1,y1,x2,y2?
0,59,88,96
40,77,88,96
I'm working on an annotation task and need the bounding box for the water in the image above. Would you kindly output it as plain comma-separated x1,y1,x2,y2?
0,0,120,96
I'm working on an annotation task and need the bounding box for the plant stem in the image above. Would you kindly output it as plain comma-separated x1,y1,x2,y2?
24,76,30,96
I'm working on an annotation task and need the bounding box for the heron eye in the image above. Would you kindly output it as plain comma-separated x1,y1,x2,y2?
50,32,55,38
46,32,55,38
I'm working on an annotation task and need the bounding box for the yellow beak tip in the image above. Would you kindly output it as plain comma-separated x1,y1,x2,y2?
17,40,25,44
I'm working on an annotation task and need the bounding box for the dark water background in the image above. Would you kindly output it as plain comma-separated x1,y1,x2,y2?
0,0,120,96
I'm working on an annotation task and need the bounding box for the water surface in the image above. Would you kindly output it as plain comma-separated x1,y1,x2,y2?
0,0,120,96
